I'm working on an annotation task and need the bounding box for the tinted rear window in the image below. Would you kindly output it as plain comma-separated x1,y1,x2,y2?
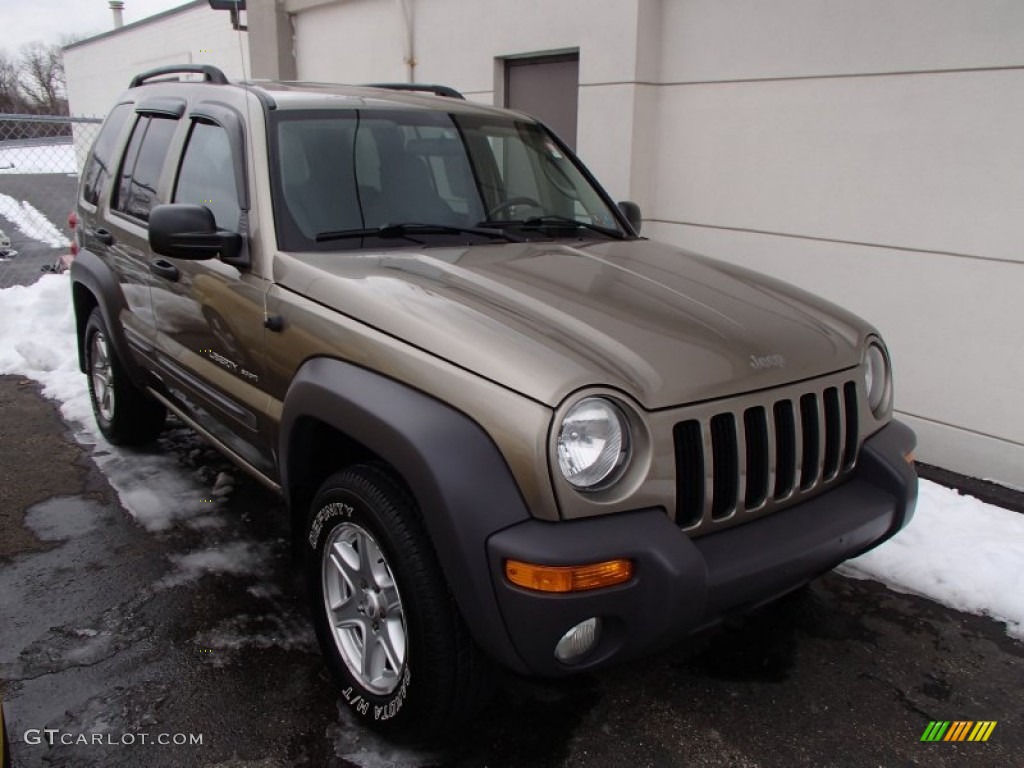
81,103,132,206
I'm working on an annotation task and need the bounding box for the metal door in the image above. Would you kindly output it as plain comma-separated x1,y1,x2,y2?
505,53,580,150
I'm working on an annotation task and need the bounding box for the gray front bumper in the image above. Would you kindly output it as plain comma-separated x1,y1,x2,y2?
486,420,918,676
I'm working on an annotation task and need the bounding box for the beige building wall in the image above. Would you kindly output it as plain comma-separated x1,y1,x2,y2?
643,0,1024,487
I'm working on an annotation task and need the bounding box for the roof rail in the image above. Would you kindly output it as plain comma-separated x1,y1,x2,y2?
363,83,465,100
130,65,229,88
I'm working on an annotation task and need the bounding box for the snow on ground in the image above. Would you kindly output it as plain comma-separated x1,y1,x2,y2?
159,542,269,588
0,142,78,174
329,702,443,768
0,274,226,533
839,479,1024,639
0,192,70,248
0,275,1023,642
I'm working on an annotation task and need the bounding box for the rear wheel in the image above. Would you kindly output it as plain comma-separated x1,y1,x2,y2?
306,464,491,740
84,308,165,445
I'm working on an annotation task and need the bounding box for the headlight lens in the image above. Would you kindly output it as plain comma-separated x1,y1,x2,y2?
557,397,630,490
864,342,890,416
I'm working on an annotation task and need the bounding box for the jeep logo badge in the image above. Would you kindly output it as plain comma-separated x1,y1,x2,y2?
749,353,786,370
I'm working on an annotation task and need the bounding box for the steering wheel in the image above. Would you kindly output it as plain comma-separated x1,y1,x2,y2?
486,196,543,219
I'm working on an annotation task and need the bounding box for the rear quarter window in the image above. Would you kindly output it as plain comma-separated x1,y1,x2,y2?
81,103,132,207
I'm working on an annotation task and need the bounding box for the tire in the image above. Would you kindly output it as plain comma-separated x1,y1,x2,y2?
84,307,166,445
306,464,491,741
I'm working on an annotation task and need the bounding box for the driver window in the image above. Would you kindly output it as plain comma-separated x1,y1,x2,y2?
174,121,241,231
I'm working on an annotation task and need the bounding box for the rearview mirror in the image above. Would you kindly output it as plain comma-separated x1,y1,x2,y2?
617,201,642,235
149,204,242,262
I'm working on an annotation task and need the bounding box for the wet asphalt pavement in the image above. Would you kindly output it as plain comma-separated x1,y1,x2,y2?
0,174,78,289
1,374,1022,767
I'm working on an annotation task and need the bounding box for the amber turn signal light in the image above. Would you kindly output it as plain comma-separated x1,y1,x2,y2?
504,558,634,593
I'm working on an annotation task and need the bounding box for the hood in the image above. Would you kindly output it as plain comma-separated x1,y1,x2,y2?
274,239,871,409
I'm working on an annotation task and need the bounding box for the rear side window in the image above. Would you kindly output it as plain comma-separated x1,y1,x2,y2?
174,121,241,231
112,115,177,222
81,103,132,206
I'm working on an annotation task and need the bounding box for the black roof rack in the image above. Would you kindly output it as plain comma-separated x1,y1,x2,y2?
130,65,229,89
363,83,465,100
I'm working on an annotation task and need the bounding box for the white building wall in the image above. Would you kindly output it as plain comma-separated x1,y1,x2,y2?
64,2,250,119
645,0,1024,486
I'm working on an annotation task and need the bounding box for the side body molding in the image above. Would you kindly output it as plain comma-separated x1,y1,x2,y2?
280,357,533,671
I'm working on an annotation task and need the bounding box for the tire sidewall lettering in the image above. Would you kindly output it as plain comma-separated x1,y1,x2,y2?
373,665,411,722
308,501,355,550
311,494,411,722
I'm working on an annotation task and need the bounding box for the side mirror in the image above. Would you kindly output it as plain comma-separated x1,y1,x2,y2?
149,204,242,262
617,201,642,235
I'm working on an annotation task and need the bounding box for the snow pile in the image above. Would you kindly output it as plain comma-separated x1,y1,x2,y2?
0,275,223,532
839,480,1024,639
0,192,70,247
0,142,78,174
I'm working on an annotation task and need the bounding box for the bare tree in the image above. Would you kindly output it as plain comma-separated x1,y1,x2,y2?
18,42,67,115
0,50,28,113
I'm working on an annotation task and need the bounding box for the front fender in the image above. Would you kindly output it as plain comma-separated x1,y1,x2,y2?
69,249,142,384
280,357,534,672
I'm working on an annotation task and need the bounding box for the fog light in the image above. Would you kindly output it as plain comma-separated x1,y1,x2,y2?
555,618,601,663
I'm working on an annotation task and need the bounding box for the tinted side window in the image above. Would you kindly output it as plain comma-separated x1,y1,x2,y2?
81,103,132,206
113,116,177,222
174,121,241,231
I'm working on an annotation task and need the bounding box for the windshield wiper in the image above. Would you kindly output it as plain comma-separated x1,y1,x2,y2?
521,215,626,239
315,223,523,243
479,215,625,240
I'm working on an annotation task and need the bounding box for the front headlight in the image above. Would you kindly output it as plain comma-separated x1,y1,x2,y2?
556,397,631,490
864,341,891,417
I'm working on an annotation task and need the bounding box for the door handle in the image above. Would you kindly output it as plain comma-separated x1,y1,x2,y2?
93,227,114,245
150,259,180,282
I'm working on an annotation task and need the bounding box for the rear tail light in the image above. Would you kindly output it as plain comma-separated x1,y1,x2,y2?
68,210,79,256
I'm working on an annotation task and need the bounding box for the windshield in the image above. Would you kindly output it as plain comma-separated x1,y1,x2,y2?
270,109,627,250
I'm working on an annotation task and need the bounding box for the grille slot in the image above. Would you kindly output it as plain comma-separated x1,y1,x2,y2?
674,376,859,531
799,393,820,490
673,420,704,527
842,381,859,470
743,407,769,509
822,387,842,481
710,413,738,519
773,400,797,499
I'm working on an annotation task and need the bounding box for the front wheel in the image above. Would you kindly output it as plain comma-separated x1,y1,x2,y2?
84,308,165,445
306,465,490,740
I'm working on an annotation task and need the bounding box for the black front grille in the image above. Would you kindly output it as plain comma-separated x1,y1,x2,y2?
674,378,860,529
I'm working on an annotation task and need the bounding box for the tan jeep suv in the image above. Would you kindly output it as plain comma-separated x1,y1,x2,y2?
70,65,917,738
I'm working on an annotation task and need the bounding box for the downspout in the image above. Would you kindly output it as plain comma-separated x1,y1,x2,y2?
396,0,415,82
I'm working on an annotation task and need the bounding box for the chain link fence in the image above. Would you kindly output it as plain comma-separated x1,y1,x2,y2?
0,114,103,289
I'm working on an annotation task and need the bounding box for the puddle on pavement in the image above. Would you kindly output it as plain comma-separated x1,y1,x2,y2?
23,495,106,541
